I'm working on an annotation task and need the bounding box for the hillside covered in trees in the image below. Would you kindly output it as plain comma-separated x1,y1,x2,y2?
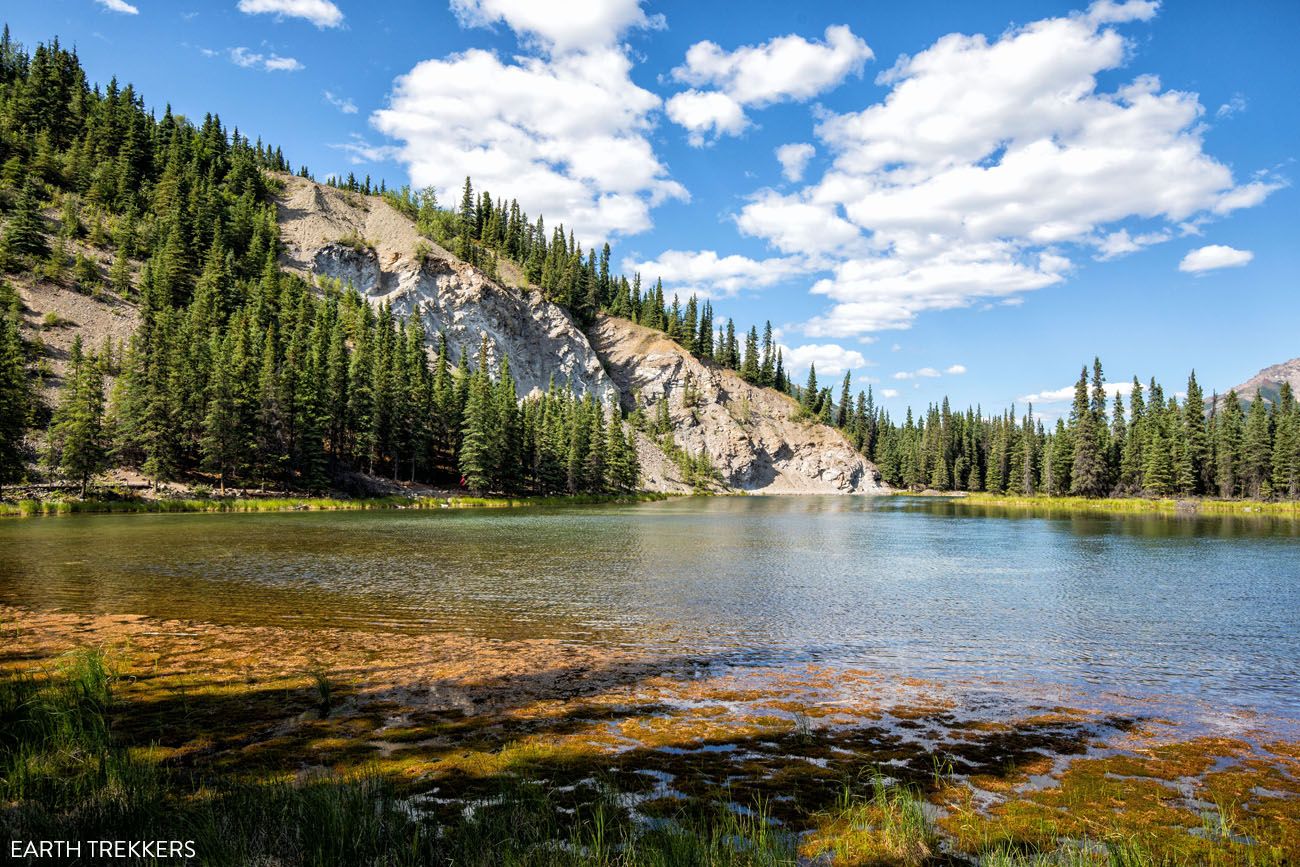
0,28,1295,504
0,29,871,499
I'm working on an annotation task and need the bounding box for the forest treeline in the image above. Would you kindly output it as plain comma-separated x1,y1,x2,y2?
819,360,1300,500
1,30,1296,502
0,30,638,496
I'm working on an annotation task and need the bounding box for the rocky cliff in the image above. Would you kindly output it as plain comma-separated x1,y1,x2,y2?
272,175,885,495
275,176,615,403
589,316,885,494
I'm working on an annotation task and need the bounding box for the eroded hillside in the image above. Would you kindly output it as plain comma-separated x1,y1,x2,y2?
270,175,886,495
590,316,884,494
274,175,615,403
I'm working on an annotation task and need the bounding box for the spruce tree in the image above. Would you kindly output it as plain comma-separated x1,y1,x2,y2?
1271,383,1299,498
45,336,107,497
1,177,49,267
1183,371,1209,494
1215,391,1244,498
1242,395,1273,499
1069,365,1106,497
0,296,30,492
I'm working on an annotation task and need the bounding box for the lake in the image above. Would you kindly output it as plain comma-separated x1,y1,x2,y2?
2,495,1298,734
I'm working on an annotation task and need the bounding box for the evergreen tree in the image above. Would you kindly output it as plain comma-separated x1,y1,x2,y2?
0,294,31,491
44,336,106,496
1215,391,1245,498
1069,364,1107,497
1,176,49,266
1242,394,1273,499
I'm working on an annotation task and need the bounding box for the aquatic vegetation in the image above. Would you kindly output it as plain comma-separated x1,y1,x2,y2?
3,610,1297,866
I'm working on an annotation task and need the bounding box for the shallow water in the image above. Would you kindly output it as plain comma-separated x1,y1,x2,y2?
2,495,1297,730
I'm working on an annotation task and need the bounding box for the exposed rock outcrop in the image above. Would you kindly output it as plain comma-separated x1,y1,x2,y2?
272,174,886,495
274,176,615,402
1221,357,1300,407
590,315,886,494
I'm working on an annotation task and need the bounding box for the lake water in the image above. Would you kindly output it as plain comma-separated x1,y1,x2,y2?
2,496,1297,732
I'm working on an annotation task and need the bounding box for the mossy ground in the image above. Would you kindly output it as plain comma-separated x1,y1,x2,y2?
1,606,1295,864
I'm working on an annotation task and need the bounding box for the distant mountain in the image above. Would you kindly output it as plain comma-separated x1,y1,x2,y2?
1220,358,1300,406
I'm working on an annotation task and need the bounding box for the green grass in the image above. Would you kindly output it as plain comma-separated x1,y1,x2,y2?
926,492,1300,519
0,651,798,865
0,491,673,518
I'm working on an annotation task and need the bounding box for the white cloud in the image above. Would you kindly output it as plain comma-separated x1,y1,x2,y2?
780,343,868,377
237,0,343,28
324,90,358,114
1094,227,1171,260
95,0,139,14
449,0,663,54
229,47,303,72
776,143,815,182
668,25,872,145
728,0,1278,339
373,46,685,243
1216,94,1247,119
373,2,683,243
1084,0,1160,25
665,91,747,146
621,249,811,299
264,55,304,71
893,367,941,380
945,364,967,374
881,388,900,399
1178,244,1253,273
1019,380,1133,404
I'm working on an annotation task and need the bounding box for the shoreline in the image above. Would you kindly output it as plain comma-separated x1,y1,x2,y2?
895,490,1300,519
0,490,675,518
1,604,1296,864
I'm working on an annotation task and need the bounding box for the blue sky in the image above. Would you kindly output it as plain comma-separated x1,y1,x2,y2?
7,0,1297,417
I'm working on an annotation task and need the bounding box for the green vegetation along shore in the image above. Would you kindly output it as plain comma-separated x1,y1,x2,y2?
3,609,1296,866
0,490,671,518
925,491,1300,519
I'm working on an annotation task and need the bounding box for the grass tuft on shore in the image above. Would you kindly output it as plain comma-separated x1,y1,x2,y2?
0,491,673,519
932,492,1300,519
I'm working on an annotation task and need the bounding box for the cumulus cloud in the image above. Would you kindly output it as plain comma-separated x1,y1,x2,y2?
449,0,663,54
1020,380,1133,404
373,1,683,243
780,343,868,377
945,364,967,375
323,90,357,114
665,91,748,146
237,0,343,28
1178,244,1253,273
893,367,941,380
95,0,139,14
621,249,811,299
775,143,815,182
881,388,900,399
726,0,1279,338
1094,228,1171,260
667,25,872,145
229,47,303,71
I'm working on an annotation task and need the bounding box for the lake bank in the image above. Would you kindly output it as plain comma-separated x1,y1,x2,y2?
0,490,674,518
2,603,1296,865
902,490,1300,519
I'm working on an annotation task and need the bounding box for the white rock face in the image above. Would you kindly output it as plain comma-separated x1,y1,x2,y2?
273,175,885,494
590,315,886,494
275,176,616,402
